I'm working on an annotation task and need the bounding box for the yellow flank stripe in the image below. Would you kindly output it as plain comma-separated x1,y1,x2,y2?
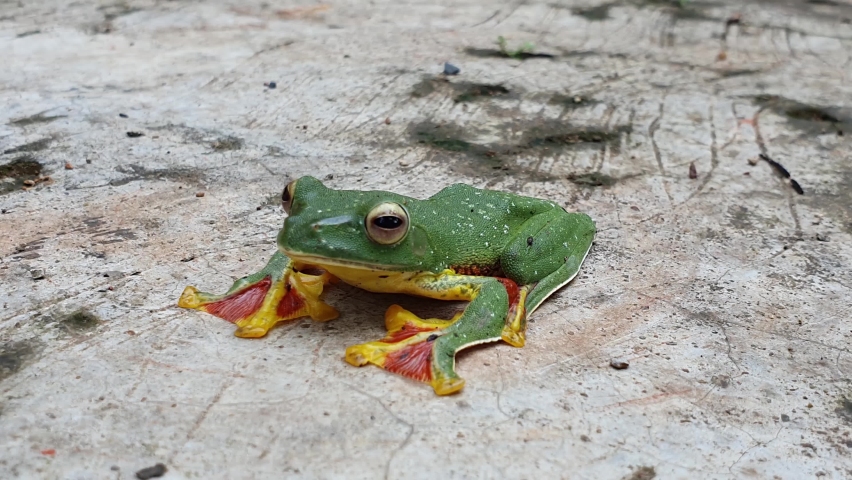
292,259,479,301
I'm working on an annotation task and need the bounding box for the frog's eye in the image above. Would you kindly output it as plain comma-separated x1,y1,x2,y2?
366,202,409,245
281,181,296,214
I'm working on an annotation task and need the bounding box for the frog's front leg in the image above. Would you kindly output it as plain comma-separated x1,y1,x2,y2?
345,274,519,395
178,251,339,337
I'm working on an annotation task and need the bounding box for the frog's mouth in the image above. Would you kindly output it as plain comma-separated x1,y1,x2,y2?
280,249,400,272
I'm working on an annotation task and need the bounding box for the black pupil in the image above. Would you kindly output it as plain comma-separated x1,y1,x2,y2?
281,187,291,203
373,215,402,229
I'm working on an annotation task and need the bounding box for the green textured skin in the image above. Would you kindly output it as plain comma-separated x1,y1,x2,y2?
277,176,595,387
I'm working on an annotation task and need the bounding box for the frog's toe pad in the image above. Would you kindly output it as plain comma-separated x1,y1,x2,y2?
501,327,526,348
432,377,465,396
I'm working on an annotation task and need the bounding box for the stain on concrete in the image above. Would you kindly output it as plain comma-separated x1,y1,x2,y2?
453,84,510,103
516,121,630,153
409,121,495,160
571,4,612,21
837,396,852,424
711,375,731,388
728,205,754,230
548,93,598,109
753,95,850,134
802,171,852,233
16,29,41,38
0,341,37,382
636,0,716,22
568,172,618,187
713,68,762,79
408,119,629,181
211,136,244,151
9,113,66,126
111,164,204,187
410,77,513,103
62,310,101,332
99,2,142,21
3,138,51,155
0,156,43,195
463,47,555,60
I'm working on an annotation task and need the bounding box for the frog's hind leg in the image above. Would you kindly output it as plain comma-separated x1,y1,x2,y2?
178,251,338,338
499,211,595,348
345,276,511,396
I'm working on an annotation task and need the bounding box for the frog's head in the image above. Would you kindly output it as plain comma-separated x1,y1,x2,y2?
277,176,435,271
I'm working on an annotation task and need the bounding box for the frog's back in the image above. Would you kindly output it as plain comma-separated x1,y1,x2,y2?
429,183,557,209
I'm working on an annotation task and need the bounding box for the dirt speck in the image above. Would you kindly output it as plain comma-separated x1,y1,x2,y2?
623,466,656,480
135,463,167,480
610,359,629,370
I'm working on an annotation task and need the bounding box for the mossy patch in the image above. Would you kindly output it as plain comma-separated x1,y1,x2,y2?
110,164,204,187
453,84,510,103
0,156,43,195
567,172,618,187
515,121,631,154
410,77,512,103
62,310,101,331
548,93,598,109
571,4,612,21
211,136,243,151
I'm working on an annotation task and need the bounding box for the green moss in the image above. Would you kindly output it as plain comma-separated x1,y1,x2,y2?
63,310,101,331
0,156,43,195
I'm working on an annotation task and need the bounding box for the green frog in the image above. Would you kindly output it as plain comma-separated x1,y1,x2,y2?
179,176,595,395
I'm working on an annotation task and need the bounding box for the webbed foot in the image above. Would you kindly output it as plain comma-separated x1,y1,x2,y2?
178,251,338,337
345,305,465,395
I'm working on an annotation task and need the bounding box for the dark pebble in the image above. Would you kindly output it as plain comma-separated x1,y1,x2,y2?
135,463,167,480
610,359,629,370
119,113,128,118
267,81,277,89
126,131,144,138
443,62,460,75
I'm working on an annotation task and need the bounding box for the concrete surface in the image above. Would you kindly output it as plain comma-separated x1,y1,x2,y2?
2,0,852,478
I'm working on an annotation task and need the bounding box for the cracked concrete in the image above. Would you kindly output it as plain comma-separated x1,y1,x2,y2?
2,0,852,478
